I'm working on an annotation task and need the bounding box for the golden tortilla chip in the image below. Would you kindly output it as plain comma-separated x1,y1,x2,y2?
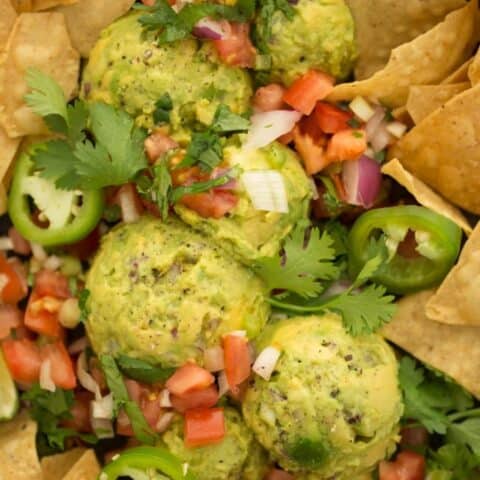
0,183,8,215
382,290,480,399
10,0,76,11
345,0,467,81
0,12,80,138
406,83,470,124
443,57,473,83
54,0,135,58
328,1,477,107
0,410,42,480
41,448,100,480
426,222,480,326
389,82,480,214
382,159,472,234
9,0,33,12
467,47,480,84
0,0,17,51
0,126,21,182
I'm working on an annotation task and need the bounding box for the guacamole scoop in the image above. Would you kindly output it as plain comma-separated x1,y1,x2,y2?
255,0,357,85
174,142,312,264
81,12,252,138
85,216,270,367
242,315,403,479
160,408,269,480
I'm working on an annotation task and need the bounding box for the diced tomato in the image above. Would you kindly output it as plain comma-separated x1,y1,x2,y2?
144,132,178,164
8,227,31,256
180,191,238,219
35,269,71,299
0,253,28,304
400,426,429,449
293,126,328,175
213,22,256,68
253,84,287,112
184,407,225,447
223,334,251,390
265,469,295,480
166,363,215,396
116,408,134,436
0,305,23,340
326,129,367,162
171,385,219,413
25,291,63,338
141,0,155,5
227,379,249,402
283,70,335,115
379,451,426,480
40,341,76,389
62,391,93,433
1,338,41,384
314,102,353,134
65,226,100,261
89,356,107,392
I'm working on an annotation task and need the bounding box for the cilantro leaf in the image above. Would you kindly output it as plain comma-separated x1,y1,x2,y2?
117,355,175,384
399,357,450,434
100,355,157,445
78,289,90,323
66,101,89,145
428,444,480,480
447,419,480,457
255,224,340,298
211,104,250,133
178,130,223,172
34,140,78,184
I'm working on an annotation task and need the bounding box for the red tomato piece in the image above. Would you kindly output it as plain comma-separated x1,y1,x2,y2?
223,334,251,389
314,102,353,134
171,385,219,413
62,391,93,433
24,291,63,338
293,126,329,175
265,469,295,480
180,190,238,219
40,341,77,390
283,70,335,115
379,451,426,480
116,408,134,437
400,425,429,448
326,129,367,162
144,132,178,164
0,304,22,340
0,253,28,304
184,407,225,447
166,363,215,396
253,84,286,112
1,338,41,384
213,22,256,68
65,226,100,261
35,269,71,299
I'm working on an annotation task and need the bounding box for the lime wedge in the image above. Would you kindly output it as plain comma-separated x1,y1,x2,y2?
0,349,18,421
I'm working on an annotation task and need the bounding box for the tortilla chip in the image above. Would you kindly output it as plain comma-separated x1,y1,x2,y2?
0,12,80,138
9,0,33,12
389,82,480,214
382,290,480,399
41,448,100,480
0,0,17,51
468,47,480,84
328,1,477,107
0,183,7,215
425,222,480,326
54,0,135,58
0,126,21,182
381,159,472,235
345,0,467,81
443,57,473,84
0,410,42,480
406,83,470,124
10,0,76,11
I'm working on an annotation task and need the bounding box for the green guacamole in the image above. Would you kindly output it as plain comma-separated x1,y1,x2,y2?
81,12,252,139
174,142,312,264
85,216,270,367
255,0,357,85
242,314,403,479
160,408,270,480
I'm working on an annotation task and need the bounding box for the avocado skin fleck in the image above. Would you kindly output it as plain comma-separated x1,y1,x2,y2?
85,216,270,367
242,314,403,479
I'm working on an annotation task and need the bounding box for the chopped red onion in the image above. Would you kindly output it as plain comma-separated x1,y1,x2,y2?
193,18,230,40
342,155,382,208
243,110,302,151
365,106,386,141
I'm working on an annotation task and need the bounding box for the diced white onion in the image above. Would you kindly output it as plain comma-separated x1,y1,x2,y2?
91,393,114,420
0,237,13,251
30,243,47,262
386,121,407,139
365,106,386,141
68,336,90,355
370,122,393,153
118,188,141,224
242,170,288,213
252,346,281,381
159,389,172,408
225,330,247,338
39,359,56,392
77,351,101,400
218,370,229,397
259,404,276,426
58,298,81,329
90,417,115,439
243,110,302,151
155,412,175,433
309,177,319,200
43,255,63,271
349,96,376,122
203,346,225,372
182,463,190,477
